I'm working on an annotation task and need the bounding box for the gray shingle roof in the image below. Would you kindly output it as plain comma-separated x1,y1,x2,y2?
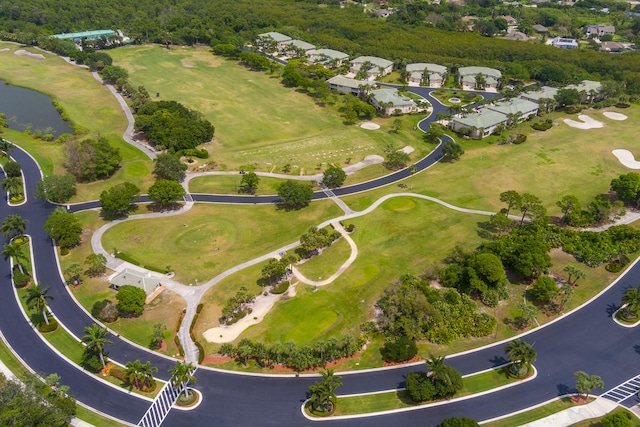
307,49,349,61
458,66,502,79
351,56,393,69
454,109,509,129
327,75,371,90
257,32,291,43
371,88,416,108
282,39,316,51
486,98,539,116
109,268,163,296
406,63,447,74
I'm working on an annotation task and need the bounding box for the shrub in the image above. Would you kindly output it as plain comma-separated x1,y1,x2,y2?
439,418,480,427
380,337,417,362
531,120,553,131
606,261,625,273
196,303,204,313
405,372,436,402
615,103,630,109
511,134,526,145
37,319,59,333
110,366,128,383
270,281,290,295
91,299,119,322
13,270,31,288
481,289,499,307
601,411,633,427
114,252,141,266
196,341,205,364
81,352,104,373
174,335,184,356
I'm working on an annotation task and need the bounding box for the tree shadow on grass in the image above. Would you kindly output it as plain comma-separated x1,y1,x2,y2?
145,202,183,213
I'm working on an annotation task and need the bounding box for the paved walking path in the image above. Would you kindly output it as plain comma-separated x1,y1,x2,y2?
291,221,358,287
517,397,618,427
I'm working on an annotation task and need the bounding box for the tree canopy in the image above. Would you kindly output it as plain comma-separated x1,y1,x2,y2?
148,180,186,207
35,175,77,203
277,180,313,210
63,137,121,181
135,101,214,152
116,285,146,317
43,207,82,249
100,182,140,219
153,153,188,182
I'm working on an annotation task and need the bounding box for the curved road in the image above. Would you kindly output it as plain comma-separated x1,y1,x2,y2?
2,87,639,426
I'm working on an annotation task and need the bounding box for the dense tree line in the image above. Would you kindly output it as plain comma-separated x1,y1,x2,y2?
2,0,640,91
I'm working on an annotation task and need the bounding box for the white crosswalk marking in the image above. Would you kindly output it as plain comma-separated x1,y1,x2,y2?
601,374,640,403
138,368,197,427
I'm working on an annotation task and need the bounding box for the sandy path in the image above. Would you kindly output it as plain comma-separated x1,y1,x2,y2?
564,115,604,129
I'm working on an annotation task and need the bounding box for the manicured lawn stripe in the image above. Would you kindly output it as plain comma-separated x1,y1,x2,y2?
482,397,577,427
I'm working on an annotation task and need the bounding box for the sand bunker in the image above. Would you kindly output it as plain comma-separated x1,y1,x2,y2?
563,115,604,130
343,154,384,175
203,287,296,343
603,112,628,121
14,49,45,60
360,121,381,130
400,146,415,154
612,149,640,169
0,48,9,52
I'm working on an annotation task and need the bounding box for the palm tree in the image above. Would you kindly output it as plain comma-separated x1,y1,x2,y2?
426,353,451,385
1,214,28,239
2,176,23,197
169,361,196,399
2,241,28,273
82,324,112,369
622,287,640,319
0,137,14,156
25,283,53,326
308,368,343,413
504,339,537,375
125,360,157,390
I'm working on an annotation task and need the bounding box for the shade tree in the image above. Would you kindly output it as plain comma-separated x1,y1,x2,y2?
100,182,140,219
43,207,83,249
574,371,604,400
322,165,346,188
277,180,313,210
239,171,260,194
35,175,77,203
153,153,187,182
148,179,186,207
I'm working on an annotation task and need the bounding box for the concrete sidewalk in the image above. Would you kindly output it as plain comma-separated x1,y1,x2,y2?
519,397,618,427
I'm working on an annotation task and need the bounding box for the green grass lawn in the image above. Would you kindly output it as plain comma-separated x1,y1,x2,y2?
101,201,342,285
108,45,429,175
430,89,482,106
333,365,519,416
295,237,352,280
60,211,184,356
189,174,316,195
0,42,155,201
342,106,640,217
237,197,485,346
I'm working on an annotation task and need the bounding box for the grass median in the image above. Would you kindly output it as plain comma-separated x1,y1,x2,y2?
333,365,524,416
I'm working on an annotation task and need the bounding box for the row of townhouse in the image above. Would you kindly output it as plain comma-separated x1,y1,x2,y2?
255,32,502,90
449,80,603,139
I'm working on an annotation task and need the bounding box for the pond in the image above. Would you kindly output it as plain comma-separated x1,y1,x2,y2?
0,80,74,138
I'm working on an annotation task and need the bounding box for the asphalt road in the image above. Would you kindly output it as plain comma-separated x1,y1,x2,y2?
2,87,639,426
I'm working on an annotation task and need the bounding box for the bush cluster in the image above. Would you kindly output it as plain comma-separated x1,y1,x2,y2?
405,365,463,402
219,335,362,372
220,286,255,325
91,299,119,322
532,119,553,131
377,275,497,344
380,337,417,362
